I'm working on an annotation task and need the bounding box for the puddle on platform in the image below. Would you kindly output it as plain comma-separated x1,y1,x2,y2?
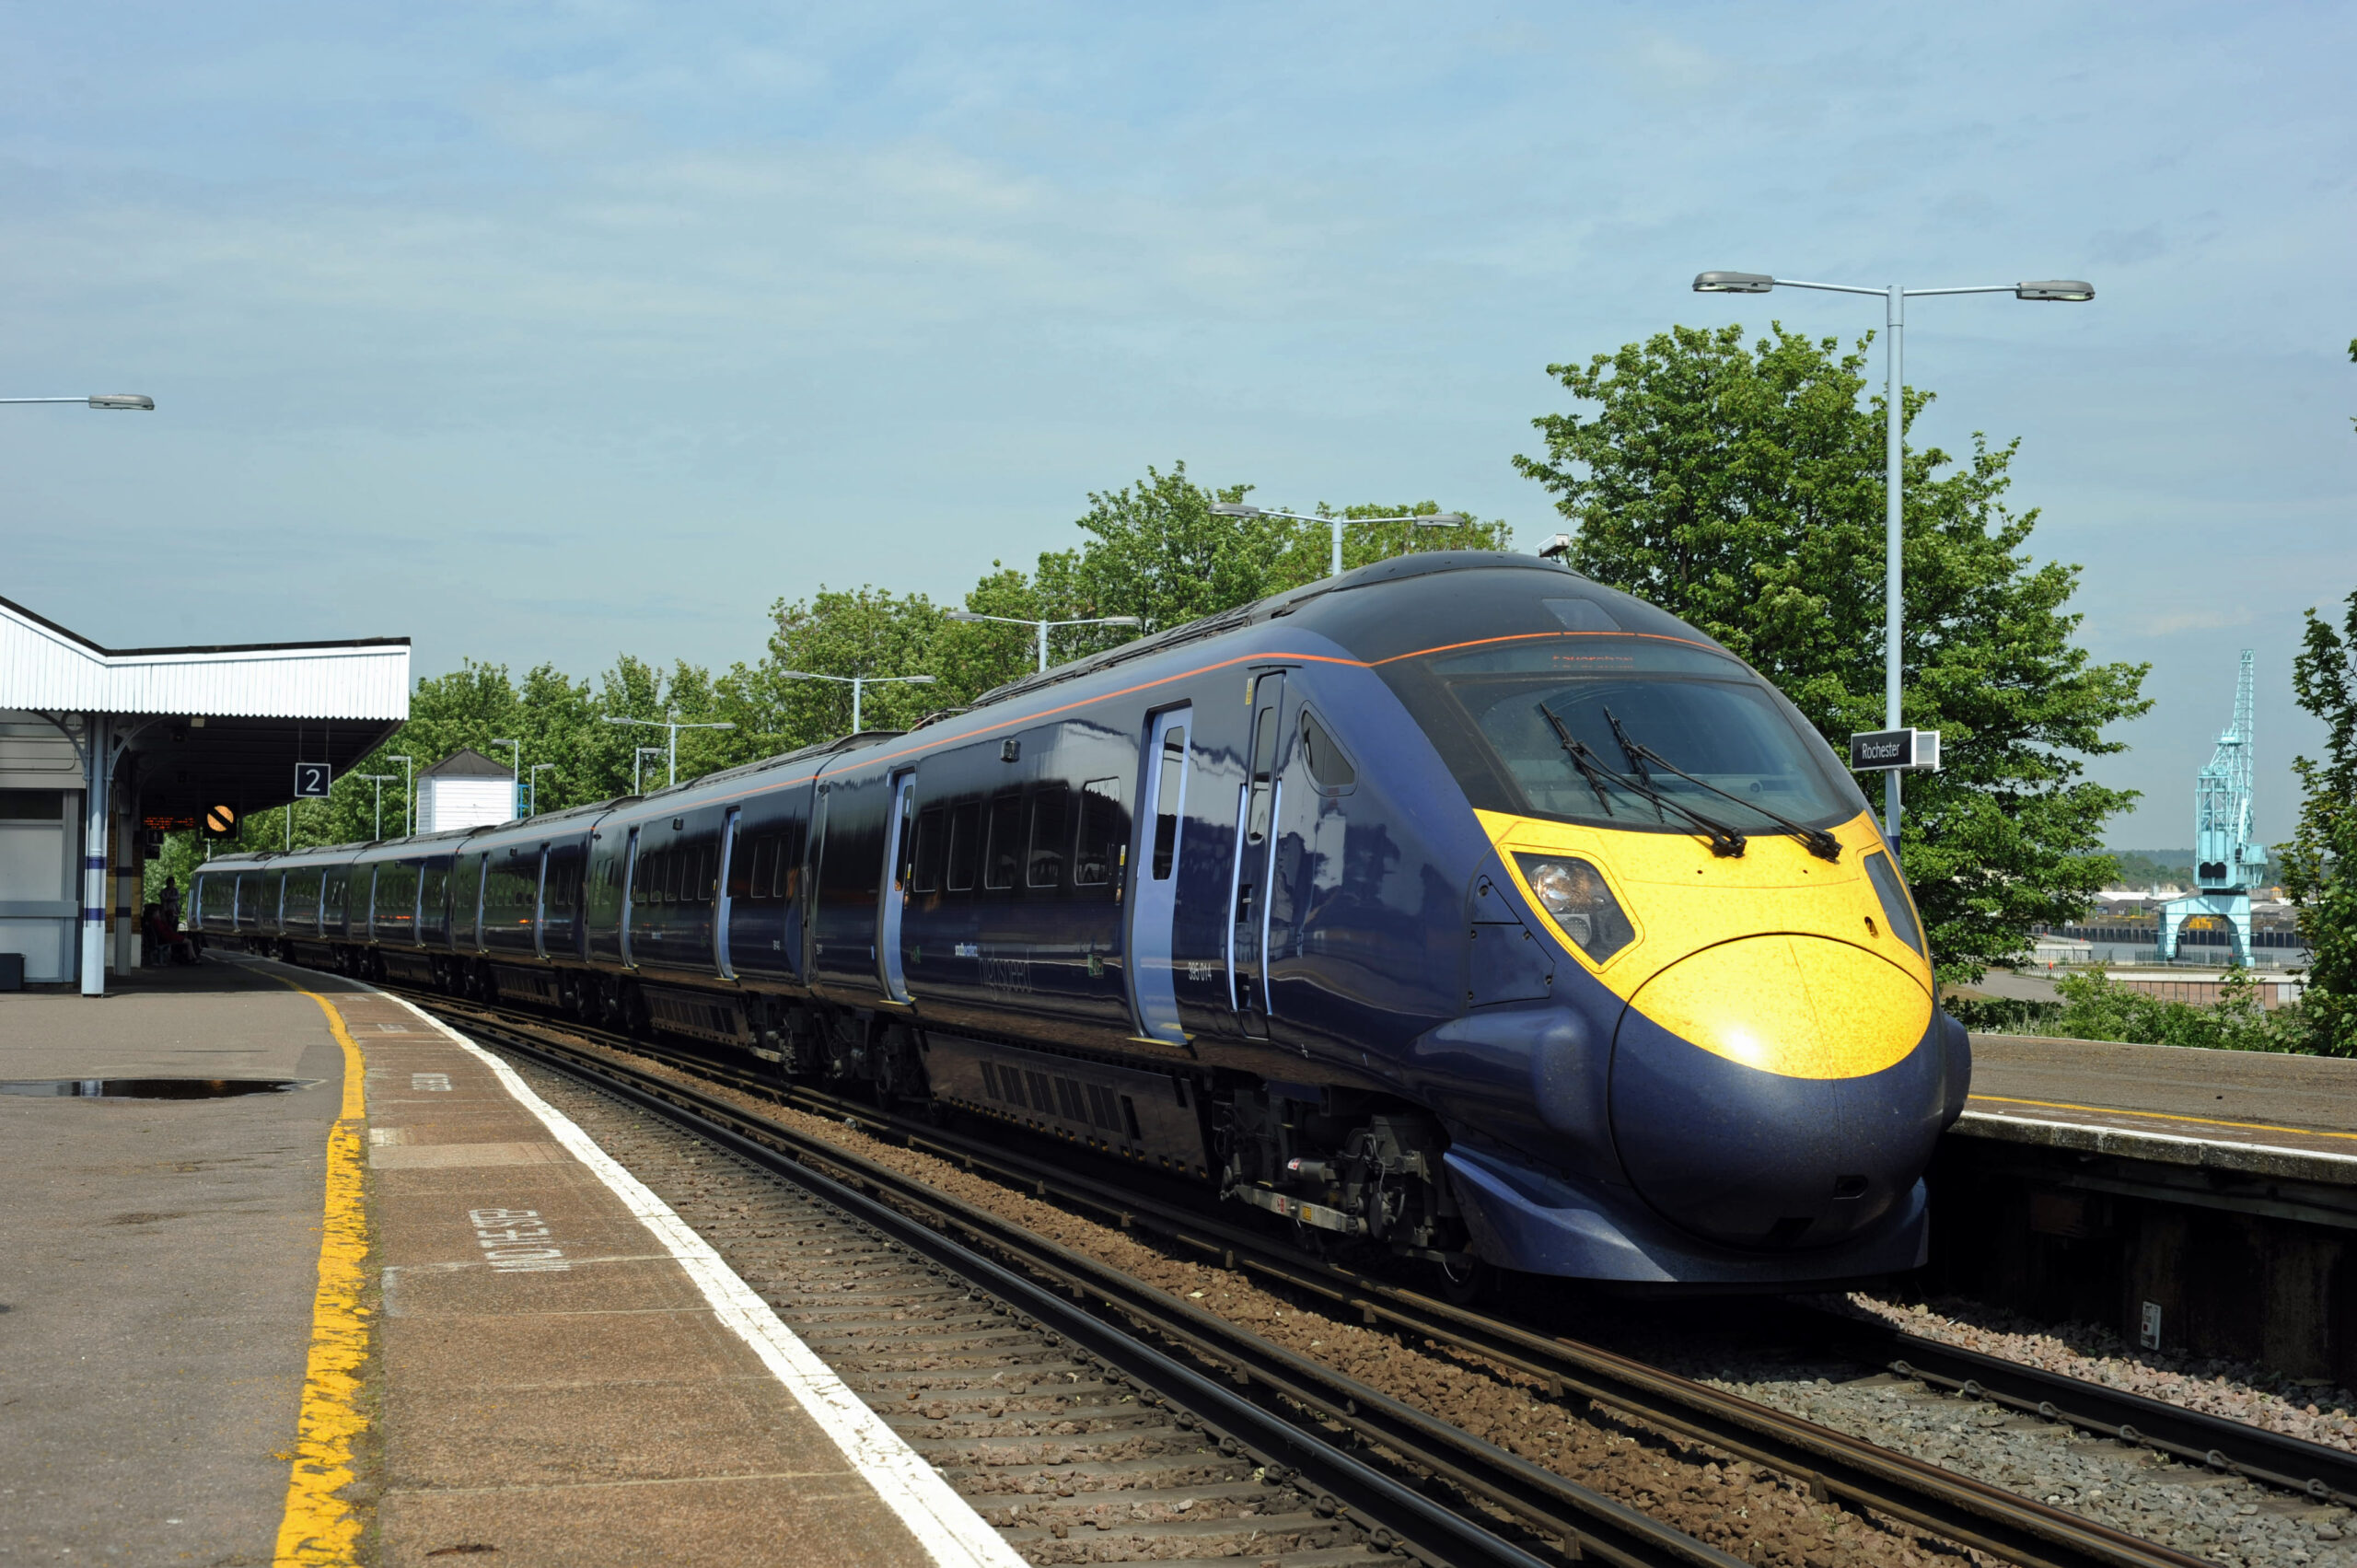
0,1077,315,1099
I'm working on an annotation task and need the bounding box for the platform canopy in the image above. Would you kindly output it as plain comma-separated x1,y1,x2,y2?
0,595,411,819
0,594,411,993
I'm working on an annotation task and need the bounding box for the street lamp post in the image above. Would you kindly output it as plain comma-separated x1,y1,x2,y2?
354,773,400,840
1211,504,1469,578
601,713,737,789
946,610,1143,672
528,762,557,816
489,738,520,819
0,394,156,411
387,754,414,835
1689,271,2095,842
776,672,935,734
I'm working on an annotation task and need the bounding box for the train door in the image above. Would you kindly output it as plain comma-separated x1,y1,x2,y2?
617,825,645,961
1227,671,1284,1036
1127,706,1192,1045
714,808,740,980
878,771,916,1002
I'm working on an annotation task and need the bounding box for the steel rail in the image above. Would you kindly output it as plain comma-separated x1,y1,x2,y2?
1791,1307,2357,1509
455,1013,1740,1568
398,988,2219,1568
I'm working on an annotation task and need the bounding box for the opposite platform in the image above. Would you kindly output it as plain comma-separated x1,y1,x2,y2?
1962,1033,2357,1184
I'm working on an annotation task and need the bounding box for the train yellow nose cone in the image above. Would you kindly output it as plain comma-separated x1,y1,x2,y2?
1630,935,1929,1080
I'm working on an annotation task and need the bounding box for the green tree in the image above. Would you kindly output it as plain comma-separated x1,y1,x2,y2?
1513,323,2150,982
2283,589,2357,1055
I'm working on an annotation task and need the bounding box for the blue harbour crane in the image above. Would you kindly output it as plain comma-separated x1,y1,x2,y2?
2159,649,2267,966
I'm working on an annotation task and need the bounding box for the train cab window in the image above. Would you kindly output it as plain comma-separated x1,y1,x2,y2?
1073,779,1122,886
1151,727,1187,879
1297,709,1356,791
983,794,1023,890
910,807,945,894
1027,785,1068,889
946,802,981,892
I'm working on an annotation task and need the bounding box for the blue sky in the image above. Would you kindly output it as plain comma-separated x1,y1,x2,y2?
4,2,2351,845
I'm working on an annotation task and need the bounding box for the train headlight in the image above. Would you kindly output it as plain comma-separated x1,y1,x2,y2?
1515,854,1635,963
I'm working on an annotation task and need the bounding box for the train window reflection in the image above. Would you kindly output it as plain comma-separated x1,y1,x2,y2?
946,803,981,892
984,794,1023,890
910,808,945,893
1028,786,1068,889
1074,779,1122,886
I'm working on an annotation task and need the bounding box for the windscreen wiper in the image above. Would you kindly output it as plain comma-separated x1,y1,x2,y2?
1540,705,1747,858
1601,707,1842,863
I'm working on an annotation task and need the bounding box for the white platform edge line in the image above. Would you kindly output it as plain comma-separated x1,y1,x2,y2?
1957,1109,2357,1169
384,993,1028,1568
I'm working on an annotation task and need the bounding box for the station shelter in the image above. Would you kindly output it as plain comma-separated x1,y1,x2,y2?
0,595,409,994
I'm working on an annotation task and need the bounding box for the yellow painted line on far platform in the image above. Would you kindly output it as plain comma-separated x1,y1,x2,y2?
267,975,371,1566
1968,1093,2357,1145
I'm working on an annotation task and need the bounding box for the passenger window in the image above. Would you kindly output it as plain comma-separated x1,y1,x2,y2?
749,836,777,900
1151,726,1187,879
911,807,945,893
776,822,802,900
1027,785,1068,889
983,794,1023,891
946,803,981,892
1073,779,1122,886
1298,709,1356,791
1248,685,1281,843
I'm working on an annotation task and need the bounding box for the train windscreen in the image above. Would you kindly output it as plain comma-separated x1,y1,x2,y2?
1399,637,1868,832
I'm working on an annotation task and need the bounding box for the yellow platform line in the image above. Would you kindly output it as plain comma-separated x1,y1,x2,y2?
1968,1092,2357,1145
267,976,371,1566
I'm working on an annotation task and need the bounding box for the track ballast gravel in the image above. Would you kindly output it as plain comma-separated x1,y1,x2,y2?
514,1042,2018,1568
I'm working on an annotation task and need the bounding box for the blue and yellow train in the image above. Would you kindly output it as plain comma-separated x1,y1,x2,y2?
197,551,1968,1287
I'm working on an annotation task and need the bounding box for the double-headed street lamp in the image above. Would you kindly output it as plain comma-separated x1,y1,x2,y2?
946,610,1143,672
1691,271,2095,842
1212,503,1469,578
777,671,935,734
602,713,737,790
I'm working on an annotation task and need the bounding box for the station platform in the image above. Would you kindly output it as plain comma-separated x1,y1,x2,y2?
1961,1032,2357,1183
1935,1032,2357,1388
0,954,1016,1568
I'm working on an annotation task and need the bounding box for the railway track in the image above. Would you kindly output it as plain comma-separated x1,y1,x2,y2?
372,979,2274,1568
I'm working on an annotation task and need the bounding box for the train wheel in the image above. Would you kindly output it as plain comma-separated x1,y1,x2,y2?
1434,1254,1488,1307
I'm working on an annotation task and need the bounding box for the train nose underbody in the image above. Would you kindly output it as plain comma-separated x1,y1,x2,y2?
1608,935,1947,1250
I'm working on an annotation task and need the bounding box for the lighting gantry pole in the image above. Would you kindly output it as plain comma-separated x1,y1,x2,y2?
8,391,155,998
602,713,736,790
489,738,520,819
1212,503,1469,578
387,754,414,835
528,762,557,816
354,773,400,840
776,672,935,735
946,610,1143,672
1689,271,2095,842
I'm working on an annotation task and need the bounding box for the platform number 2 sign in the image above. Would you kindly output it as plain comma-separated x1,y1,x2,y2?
293,761,332,799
